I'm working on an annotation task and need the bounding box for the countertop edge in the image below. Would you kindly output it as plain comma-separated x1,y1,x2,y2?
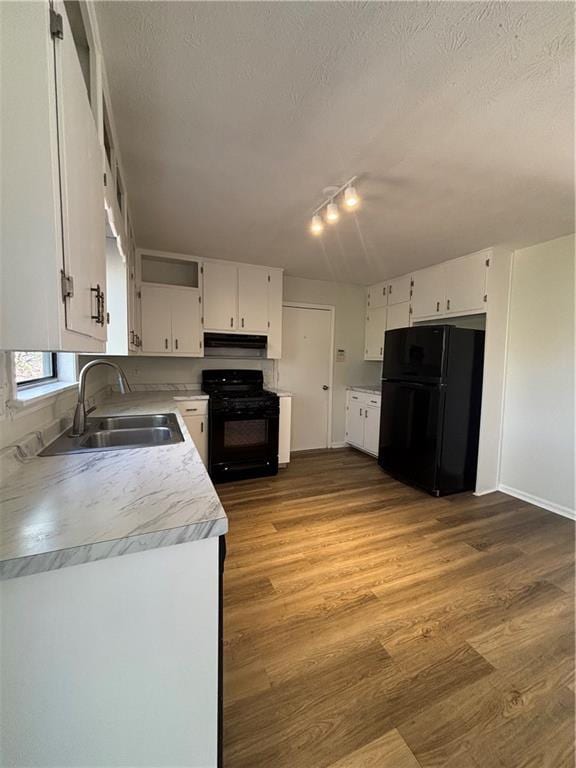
0,516,228,581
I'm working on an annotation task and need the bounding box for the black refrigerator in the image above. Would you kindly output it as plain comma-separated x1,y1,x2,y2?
378,325,485,496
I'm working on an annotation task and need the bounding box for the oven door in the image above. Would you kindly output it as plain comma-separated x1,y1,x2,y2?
208,406,279,482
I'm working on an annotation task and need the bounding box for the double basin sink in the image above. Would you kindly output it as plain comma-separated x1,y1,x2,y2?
40,413,184,456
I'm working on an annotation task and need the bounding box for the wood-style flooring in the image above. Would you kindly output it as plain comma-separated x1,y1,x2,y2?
217,449,575,768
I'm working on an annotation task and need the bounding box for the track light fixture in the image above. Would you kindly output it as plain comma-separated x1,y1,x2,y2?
310,215,324,236
344,184,359,209
308,175,360,235
325,202,339,223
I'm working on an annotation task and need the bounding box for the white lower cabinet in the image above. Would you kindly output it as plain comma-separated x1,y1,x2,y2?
177,399,208,465
345,390,381,457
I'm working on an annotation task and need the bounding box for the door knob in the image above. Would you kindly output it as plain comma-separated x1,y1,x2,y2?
322,385,329,390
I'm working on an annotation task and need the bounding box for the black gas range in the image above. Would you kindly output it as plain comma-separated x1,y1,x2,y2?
202,370,279,483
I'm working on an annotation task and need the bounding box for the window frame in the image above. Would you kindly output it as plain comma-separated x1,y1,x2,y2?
15,352,59,389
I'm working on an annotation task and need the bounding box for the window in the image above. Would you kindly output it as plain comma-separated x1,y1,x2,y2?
14,352,58,387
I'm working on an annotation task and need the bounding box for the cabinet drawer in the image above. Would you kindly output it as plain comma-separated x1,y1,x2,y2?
348,391,380,408
176,399,208,416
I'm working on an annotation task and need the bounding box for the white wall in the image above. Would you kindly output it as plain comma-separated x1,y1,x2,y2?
0,352,109,452
84,355,276,390
282,276,379,446
499,234,575,517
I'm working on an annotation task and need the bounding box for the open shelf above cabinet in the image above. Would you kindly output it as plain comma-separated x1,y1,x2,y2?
141,254,200,288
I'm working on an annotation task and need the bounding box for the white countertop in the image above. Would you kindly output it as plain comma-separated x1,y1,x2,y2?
347,385,381,396
0,392,227,580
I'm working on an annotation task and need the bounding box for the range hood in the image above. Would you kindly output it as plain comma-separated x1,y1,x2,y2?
203,333,267,358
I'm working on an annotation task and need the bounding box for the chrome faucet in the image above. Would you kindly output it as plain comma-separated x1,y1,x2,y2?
71,360,131,436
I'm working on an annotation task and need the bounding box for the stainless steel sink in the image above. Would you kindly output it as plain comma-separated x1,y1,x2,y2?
39,413,184,456
96,414,171,430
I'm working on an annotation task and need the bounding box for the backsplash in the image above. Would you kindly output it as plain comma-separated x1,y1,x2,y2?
81,355,278,391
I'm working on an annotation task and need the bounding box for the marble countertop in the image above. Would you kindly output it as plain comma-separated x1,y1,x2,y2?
0,392,227,580
347,385,381,395
267,387,292,396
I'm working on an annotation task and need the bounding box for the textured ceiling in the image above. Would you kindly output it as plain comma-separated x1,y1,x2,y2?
96,1,574,284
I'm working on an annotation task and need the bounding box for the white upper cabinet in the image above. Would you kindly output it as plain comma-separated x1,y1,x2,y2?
203,261,238,331
387,275,411,305
367,282,388,309
386,301,411,331
203,260,283,356
411,250,489,320
444,251,488,315
139,252,203,357
411,264,446,320
0,0,106,352
141,285,173,354
141,284,202,357
171,287,202,355
238,266,269,333
57,5,106,341
365,306,387,360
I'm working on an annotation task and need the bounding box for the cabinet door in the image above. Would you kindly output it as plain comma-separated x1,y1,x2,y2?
363,406,380,456
444,252,488,314
386,301,411,331
183,415,207,465
278,396,292,464
203,261,238,331
387,275,411,305
346,396,365,447
267,270,283,359
367,282,388,309
365,306,387,360
238,266,269,332
141,285,172,353
56,6,106,341
171,288,202,356
411,264,445,319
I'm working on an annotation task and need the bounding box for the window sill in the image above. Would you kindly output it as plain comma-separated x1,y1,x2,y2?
8,381,78,410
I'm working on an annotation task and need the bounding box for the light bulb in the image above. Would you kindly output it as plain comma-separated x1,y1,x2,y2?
310,215,324,236
325,202,339,223
344,185,360,209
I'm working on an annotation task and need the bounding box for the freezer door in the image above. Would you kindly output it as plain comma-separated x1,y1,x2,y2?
378,381,444,494
382,326,448,383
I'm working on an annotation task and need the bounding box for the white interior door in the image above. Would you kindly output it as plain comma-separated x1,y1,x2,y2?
278,305,332,451
141,284,172,353
238,266,269,332
203,261,238,331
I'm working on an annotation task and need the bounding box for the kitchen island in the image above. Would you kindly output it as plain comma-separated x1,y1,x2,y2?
0,392,226,767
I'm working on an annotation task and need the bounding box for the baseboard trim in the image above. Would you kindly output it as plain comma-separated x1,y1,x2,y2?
473,487,499,497
498,484,576,521
331,442,347,449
